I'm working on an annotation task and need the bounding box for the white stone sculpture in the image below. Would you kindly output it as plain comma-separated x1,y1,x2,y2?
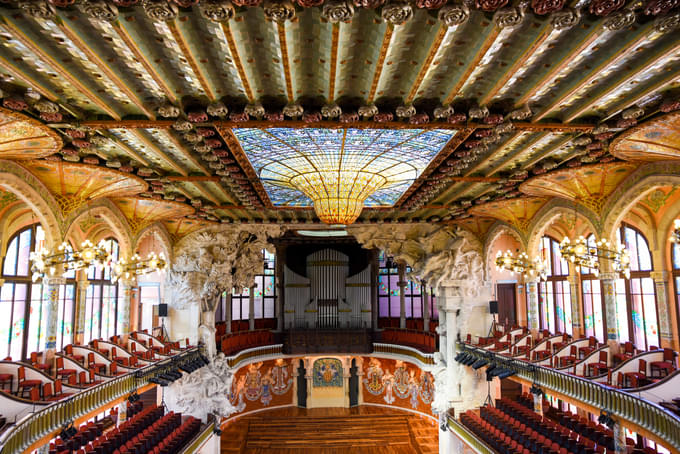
165,225,283,357
165,353,239,421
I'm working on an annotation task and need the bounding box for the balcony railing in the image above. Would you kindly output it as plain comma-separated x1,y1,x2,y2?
446,415,495,454
0,348,203,454
458,344,680,452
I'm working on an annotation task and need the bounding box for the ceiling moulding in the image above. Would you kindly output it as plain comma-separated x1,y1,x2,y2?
111,196,195,236
0,107,62,159
20,160,148,216
519,161,638,216
467,197,549,233
610,111,680,162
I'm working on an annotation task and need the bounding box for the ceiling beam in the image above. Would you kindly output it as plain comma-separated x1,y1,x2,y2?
96,132,151,167
443,27,500,105
366,24,394,104
111,21,177,104
533,23,655,121
79,119,595,131
604,68,680,120
129,129,187,176
0,16,121,119
328,23,340,103
53,16,156,119
167,175,221,182
276,22,295,103
166,20,217,101
479,23,553,106
405,25,447,104
219,22,254,102
0,55,59,102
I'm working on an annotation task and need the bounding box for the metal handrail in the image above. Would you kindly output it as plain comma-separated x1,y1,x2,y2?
447,415,496,454
0,348,203,454
459,343,680,451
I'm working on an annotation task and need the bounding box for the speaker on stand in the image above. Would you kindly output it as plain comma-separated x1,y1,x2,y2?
487,300,498,338
157,303,169,341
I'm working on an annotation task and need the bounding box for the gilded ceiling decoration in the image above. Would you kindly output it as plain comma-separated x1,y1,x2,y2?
449,216,496,241
163,217,218,242
0,107,61,159
112,196,196,234
20,160,148,215
0,0,676,227
519,162,638,215
467,196,548,232
610,112,680,162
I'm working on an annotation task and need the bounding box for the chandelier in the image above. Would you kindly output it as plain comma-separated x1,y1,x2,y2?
495,251,547,280
559,236,631,278
671,219,680,244
30,239,111,282
112,252,167,283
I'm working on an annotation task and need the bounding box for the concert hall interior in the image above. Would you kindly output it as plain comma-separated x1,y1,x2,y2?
0,1,678,453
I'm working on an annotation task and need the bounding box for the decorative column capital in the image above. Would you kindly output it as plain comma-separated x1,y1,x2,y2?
599,272,620,282
43,276,67,286
119,276,138,288
77,279,90,289
650,270,668,281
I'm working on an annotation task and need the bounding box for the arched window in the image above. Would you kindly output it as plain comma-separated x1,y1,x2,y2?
615,224,658,350
84,238,120,342
538,236,572,335
0,224,75,359
231,250,276,322
581,234,606,343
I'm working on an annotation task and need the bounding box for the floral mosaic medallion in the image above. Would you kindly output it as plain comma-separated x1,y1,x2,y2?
313,358,343,387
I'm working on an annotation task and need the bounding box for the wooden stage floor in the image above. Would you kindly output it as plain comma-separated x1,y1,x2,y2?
220,406,439,453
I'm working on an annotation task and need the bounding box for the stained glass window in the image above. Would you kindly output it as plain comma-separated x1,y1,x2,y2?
233,128,456,207
614,224,658,350
231,250,276,322
538,236,572,335
377,251,430,322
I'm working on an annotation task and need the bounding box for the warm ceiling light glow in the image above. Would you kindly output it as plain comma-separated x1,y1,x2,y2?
233,128,456,224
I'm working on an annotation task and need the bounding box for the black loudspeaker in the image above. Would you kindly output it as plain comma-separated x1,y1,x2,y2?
489,300,499,314
158,303,168,317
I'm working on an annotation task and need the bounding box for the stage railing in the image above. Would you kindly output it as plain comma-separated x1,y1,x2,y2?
458,343,680,451
0,348,203,454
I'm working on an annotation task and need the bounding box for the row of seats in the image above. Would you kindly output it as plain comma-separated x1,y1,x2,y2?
145,415,201,454
220,330,274,356
216,318,277,336
378,317,439,332
380,329,437,353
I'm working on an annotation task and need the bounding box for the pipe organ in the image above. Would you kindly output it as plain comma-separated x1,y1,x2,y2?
284,248,371,329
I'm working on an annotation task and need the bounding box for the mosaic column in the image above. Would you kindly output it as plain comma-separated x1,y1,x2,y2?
75,278,89,343
370,250,379,331
43,276,66,356
398,263,407,329
532,392,543,416
422,281,430,332
650,271,672,341
568,274,582,334
526,279,540,331
118,277,136,337
600,272,620,342
248,285,256,331
612,420,626,453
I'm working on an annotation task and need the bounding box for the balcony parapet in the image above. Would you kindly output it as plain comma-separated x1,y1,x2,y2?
458,343,680,452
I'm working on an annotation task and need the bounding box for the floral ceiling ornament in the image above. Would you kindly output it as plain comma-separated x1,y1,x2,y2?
654,11,680,31
206,101,228,117
396,104,416,118
80,0,120,20
353,0,385,7
469,105,489,120
19,0,56,18
493,2,527,27
143,0,179,20
572,135,592,146
283,104,304,117
322,0,355,22
34,100,59,114
244,104,265,119
434,105,455,119
173,119,193,131
644,0,679,15
588,0,625,16
602,7,636,29
157,102,180,118
530,0,564,14
621,105,644,119
263,0,296,22
358,104,378,118
549,6,580,28
199,0,235,20
416,0,447,8
321,103,342,118
438,3,470,25
475,0,508,12
508,104,532,120
296,0,324,6
381,0,414,24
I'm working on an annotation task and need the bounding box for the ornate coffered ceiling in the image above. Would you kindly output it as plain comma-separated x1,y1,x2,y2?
0,0,677,231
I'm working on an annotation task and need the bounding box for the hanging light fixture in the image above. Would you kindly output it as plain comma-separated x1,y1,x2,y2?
670,219,680,244
30,239,111,282
111,251,167,283
495,250,548,281
559,236,630,278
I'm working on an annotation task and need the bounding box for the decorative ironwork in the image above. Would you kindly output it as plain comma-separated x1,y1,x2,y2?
495,250,547,280
559,235,631,278
30,239,110,282
111,251,168,283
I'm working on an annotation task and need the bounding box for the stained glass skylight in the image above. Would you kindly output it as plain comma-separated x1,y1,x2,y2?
234,128,456,222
